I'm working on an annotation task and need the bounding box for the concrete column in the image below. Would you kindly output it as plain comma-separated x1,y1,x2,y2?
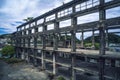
106,29,109,48
19,38,21,47
53,52,57,75
21,48,25,60
70,4,77,80
33,36,37,65
71,30,76,52
41,50,46,70
81,31,84,48
28,38,30,48
23,38,25,47
92,29,95,49
34,49,37,66
71,54,76,80
99,15,105,80
33,22,38,65
34,37,37,48
27,38,30,63
42,18,47,49
26,48,30,63
99,0,106,80
42,35,46,49
70,2,77,52
54,17,59,50
64,33,67,48
53,33,58,50
111,59,115,67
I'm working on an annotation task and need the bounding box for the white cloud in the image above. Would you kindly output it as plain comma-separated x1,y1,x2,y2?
0,0,120,35
64,0,72,3
0,0,65,34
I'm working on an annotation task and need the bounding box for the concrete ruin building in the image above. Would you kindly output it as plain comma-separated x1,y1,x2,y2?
12,0,120,80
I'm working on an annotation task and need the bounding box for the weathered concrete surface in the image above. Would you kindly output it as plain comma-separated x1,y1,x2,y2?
0,60,48,80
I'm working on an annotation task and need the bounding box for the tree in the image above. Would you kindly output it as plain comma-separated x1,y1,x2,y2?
1,45,15,58
23,17,34,22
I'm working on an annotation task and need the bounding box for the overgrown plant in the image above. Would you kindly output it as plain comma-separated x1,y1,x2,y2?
1,45,15,58
57,76,66,80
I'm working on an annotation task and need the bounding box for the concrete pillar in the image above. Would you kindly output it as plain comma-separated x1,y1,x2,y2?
41,19,46,69
42,35,46,49
34,37,37,65
65,33,67,48
20,39,22,47
71,54,76,80
53,52,57,75
92,29,95,49
27,38,30,63
71,30,76,52
26,48,30,63
33,24,38,66
42,18,47,49
53,14,59,74
71,1,77,51
106,29,109,48
41,50,46,70
34,37,37,48
70,4,77,80
81,31,84,48
99,0,106,80
111,59,115,67
99,16,105,80
23,38,26,60
34,49,38,66
28,38,30,48
21,49,25,60
53,33,58,50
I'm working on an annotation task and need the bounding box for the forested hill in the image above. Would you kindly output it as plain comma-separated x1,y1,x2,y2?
0,34,11,39
84,33,120,43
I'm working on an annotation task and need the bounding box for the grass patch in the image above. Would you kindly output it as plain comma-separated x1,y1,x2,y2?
0,57,24,64
57,76,66,80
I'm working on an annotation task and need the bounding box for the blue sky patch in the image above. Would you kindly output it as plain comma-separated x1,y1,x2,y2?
0,0,120,35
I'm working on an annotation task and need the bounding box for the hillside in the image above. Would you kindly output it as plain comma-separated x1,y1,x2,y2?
84,33,120,43
0,34,11,39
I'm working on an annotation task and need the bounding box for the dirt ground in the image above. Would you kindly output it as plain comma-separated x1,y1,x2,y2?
0,60,48,80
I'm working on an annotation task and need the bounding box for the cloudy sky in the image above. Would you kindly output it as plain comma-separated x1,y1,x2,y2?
0,0,120,35
0,0,72,34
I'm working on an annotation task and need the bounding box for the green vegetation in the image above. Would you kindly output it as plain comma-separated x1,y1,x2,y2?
0,34,11,38
84,42,99,49
83,33,120,49
60,35,80,43
57,76,66,80
0,57,24,64
84,33,120,43
1,45,15,58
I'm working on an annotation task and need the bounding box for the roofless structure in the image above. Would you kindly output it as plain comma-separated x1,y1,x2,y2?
12,0,120,80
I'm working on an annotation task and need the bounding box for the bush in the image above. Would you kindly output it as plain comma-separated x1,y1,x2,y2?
1,45,15,58
94,43,99,50
57,76,66,80
84,43,100,50
0,57,24,64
